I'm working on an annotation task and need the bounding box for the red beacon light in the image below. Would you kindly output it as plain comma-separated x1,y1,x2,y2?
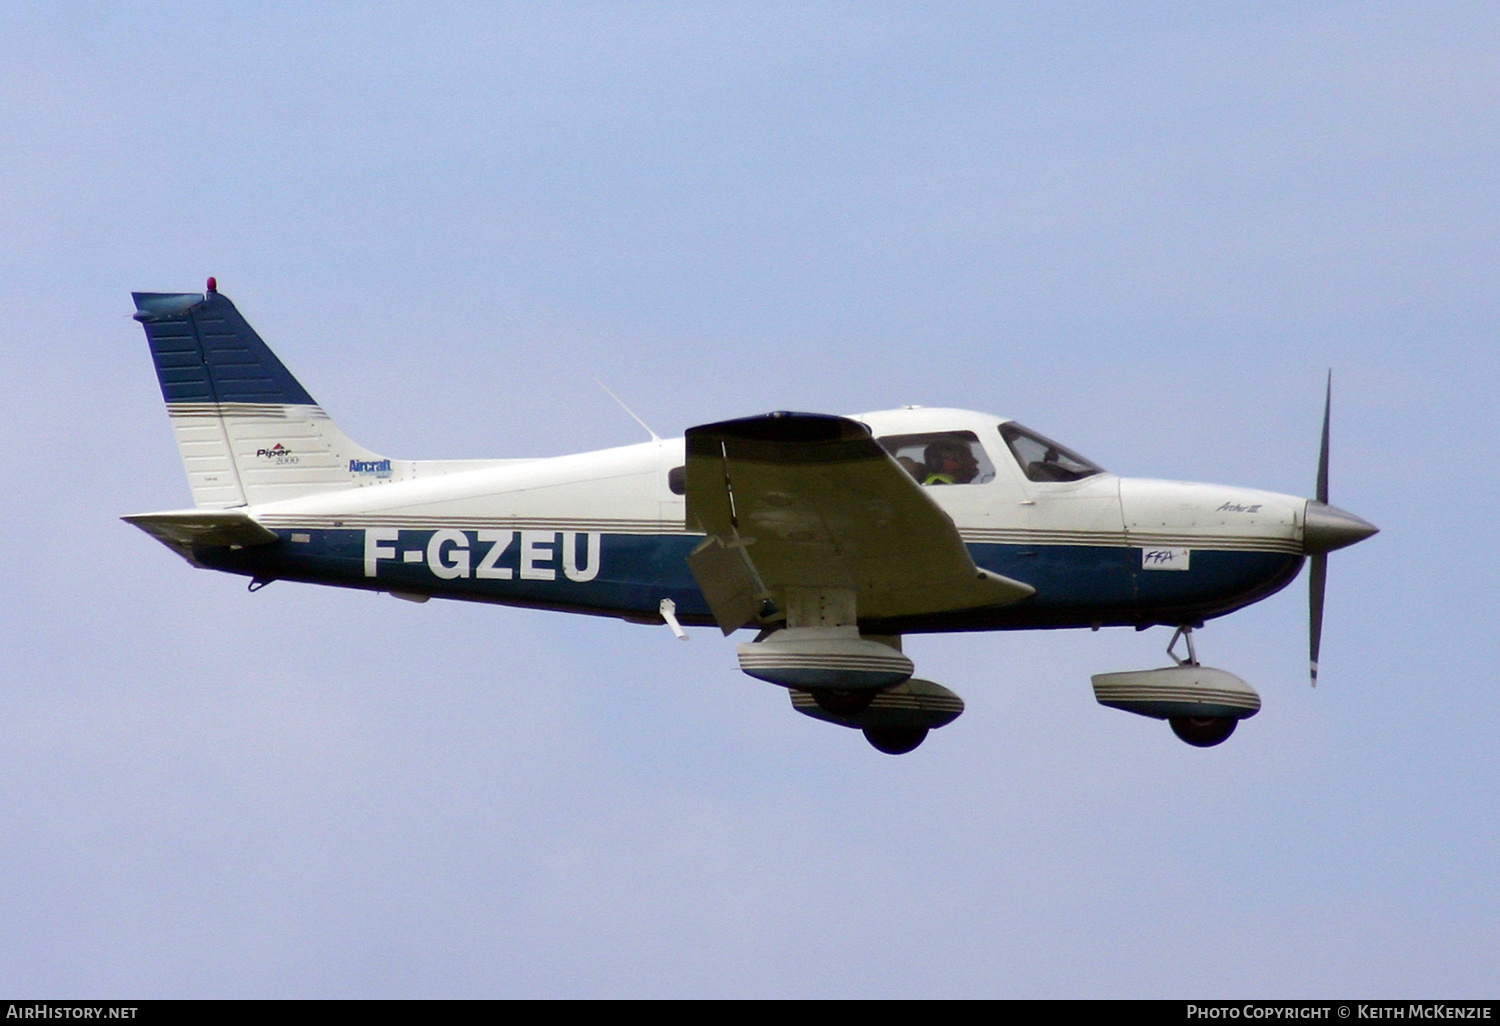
206,277,217,293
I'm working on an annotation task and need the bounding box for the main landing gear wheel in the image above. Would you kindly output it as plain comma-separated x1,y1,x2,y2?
863,726,928,755
1169,716,1237,748
809,688,878,716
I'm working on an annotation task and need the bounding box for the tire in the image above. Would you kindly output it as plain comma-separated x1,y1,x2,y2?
1169,716,1238,747
862,726,928,755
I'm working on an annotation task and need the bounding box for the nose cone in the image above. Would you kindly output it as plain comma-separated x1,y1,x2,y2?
1303,501,1379,554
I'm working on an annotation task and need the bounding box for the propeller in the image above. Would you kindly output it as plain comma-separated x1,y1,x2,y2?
1309,373,1331,686
1303,371,1378,686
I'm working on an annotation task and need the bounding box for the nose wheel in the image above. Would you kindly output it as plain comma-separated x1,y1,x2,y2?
1169,715,1237,747
1164,626,1238,748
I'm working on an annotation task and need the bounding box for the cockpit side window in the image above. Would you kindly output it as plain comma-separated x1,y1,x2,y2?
877,431,996,486
999,423,1104,483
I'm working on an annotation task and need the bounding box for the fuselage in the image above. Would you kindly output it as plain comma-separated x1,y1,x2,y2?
192,407,1309,634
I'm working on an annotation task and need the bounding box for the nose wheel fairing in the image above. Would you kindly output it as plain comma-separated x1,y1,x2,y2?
1092,664,1261,723
1091,627,1260,748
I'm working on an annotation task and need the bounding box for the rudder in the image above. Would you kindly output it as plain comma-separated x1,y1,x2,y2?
133,283,392,508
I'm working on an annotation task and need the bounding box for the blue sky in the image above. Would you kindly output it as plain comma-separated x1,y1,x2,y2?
1,2,1496,997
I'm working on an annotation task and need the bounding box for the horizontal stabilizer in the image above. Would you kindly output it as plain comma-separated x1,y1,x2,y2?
123,508,278,564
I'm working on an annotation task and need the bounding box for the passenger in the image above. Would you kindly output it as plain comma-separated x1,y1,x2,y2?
922,439,980,485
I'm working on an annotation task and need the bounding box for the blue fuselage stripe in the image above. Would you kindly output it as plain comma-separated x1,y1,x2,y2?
196,530,1301,630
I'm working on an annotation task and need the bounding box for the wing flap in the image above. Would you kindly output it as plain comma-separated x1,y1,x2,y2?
685,536,769,634
684,413,1033,629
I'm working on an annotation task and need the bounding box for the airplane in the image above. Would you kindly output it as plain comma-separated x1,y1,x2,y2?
124,280,1378,755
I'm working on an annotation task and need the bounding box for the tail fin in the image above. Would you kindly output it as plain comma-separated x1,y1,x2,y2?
133,285,393,508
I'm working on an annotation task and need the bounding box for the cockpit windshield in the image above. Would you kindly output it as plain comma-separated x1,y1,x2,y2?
999,422,1104,483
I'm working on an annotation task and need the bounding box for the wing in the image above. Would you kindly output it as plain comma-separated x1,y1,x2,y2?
684,412,1034,633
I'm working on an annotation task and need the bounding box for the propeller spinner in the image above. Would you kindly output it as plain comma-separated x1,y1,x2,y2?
1304,373,1379,685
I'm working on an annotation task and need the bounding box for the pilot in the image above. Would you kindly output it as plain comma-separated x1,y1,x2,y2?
922,439,980,485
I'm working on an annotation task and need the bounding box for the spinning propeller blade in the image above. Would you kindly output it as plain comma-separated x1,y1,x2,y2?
1309,552,1327,686
1310,372,1331,686
1302,372,1377,685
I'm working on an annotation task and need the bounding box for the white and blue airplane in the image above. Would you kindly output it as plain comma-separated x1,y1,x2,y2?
125,281,1377,754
